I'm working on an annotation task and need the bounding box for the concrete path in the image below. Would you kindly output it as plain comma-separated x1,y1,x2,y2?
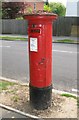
0,104,42,119
0,107,27,119
0,106,42,119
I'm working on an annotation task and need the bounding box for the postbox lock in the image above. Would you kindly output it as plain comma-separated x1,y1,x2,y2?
32,24,36,28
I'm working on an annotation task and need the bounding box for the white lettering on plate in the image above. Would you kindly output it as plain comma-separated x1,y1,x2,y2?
30,38,38,52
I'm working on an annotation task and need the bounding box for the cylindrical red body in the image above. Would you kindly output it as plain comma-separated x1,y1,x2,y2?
29,21,52,88
24,14,57,109
24,15,57,88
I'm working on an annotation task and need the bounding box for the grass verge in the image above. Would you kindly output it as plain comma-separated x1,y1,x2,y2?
0,36,78,44
0,80,16,91
61,93,77,99
61,93,79,108
54,39,78,44
77,98,79,108
0,36,27,41
12,96,20,102
0,80,79,108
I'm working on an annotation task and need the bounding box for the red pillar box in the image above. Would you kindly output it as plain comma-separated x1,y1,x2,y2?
23,12,57,110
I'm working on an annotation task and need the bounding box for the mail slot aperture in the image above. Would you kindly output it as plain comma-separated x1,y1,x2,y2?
30,29,40,33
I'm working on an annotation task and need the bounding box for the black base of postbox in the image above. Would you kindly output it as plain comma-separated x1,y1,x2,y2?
29,84,52,110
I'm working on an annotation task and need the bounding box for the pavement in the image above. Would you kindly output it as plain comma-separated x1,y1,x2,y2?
0,106,41,119
0,107,27,119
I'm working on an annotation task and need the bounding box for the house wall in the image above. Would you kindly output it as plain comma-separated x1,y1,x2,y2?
24,2,44,12
66,0,79,17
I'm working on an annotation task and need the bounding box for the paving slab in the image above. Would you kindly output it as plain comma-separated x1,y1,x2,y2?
0,107,27,119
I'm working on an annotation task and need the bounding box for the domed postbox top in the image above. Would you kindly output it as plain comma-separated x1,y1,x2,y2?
23,11,57,21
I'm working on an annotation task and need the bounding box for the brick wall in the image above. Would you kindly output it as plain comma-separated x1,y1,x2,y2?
26,2,44,11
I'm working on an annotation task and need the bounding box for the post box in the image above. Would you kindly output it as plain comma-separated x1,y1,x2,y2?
23,13,57,110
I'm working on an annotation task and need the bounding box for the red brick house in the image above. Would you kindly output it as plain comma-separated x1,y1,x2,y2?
2,0,44,18
20,0,44,13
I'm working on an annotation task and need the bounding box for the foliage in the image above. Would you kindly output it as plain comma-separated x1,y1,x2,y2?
77,97,79,108
2,2,66,18
16,17,23,20
0,81,15,91
12,96,19,102
25,7,33,14
61,93,79,108
55,39,76,43
44,4,52,12
61,93,77,99
44,2,66,16
0,36,27,41
2,2,29,19
0,1,2,18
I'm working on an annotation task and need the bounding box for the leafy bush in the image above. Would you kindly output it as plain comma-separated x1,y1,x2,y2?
44,4,52,12
44,2,66,16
